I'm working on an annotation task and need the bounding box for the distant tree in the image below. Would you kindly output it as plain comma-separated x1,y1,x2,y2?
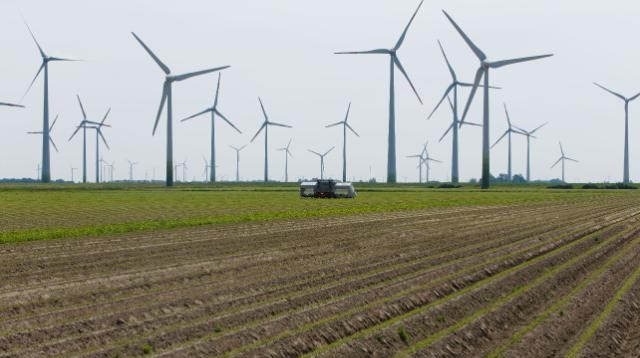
512,174,526,183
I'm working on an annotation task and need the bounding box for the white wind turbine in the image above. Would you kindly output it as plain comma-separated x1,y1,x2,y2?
552,142,578,183
229,144,247,182
276,139,293,182
131,32,229,187
442,10,552,189
491,104,525,181
308,147,335,180
335,0,424,183
250,98,292,182
512,121,547,182
326,103,359,182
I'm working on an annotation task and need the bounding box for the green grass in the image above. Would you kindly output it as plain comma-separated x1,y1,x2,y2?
0,183,632,244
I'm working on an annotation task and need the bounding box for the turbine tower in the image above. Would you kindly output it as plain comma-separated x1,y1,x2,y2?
593,83,640,184
23,23,76,183
276,139,293,182
326,103,359,182
70,167,77,183
250,97,292,182
28,114,59,154
552,142,578,183
308,147,335,180
202,156,211,182
229,144,247,182
491,104,525,181
428,40,492,183
335,0,424,183
443,10,552,189
512,122,547,182
69,96,107,183
86,109,111,183
182,73,241,183
131,32,229,187
127,160,138,181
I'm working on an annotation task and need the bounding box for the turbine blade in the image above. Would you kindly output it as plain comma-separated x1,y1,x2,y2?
394,56,422,104
559,141,564,156
324,146,335,156
258,97,269,122
566,157,579,163
49,137,59,152
76,95,87,120
172,65,230,82
551,158,562,168
48,57,77,62
181,108,211,122
239,144,247,151
213,72,222,108
98,130,110,150
99,108,111,127
308,149,321,156
215,109,242,133
460,67,484,124
462,121,482,127
343,102,351,123
153,83,169,135
438,123,454,143
503,103,512,127
428,158,442,163
427,83,454,119
27,131,42,134
345,123,360,137
511,125,528,135
334,49,390,55
442,10,486,61
0,102,24,108
491,130,509,148
268,122,292,128
629,91,640,102
325,121,343,128
250,122,266,142
488,54,553,69
21,63,45,101
68,125,82,141
25,22,46,58
437,40,456,80
49,114,59,131
447,95,454,111
131,32,170,74
530,122,548,134
394,0,424,50
593,82,626,101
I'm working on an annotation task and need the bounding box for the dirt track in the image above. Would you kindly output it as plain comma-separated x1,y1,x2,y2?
1,196,640,357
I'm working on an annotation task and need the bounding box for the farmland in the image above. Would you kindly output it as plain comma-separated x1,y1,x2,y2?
1,184,640,357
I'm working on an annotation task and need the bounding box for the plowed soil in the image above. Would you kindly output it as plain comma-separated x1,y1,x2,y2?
1,193,640,358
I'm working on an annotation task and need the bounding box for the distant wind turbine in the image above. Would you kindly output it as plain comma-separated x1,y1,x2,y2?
512,121,547,182
182,73,241,183
407,144,427,183
593,82,640,184
442,10,552,189
421,143,441,183
69,96,108,183
335,0,424,183
326,103,359,182
28,114,59,154
276,139,293,182
250,97,292,182
85,109,111,183
428,39,492,183
127,160,137,181
70,167,77,183
229,144,247,182
552,142,578,183
491,104,525,181
202,156,211,182
131,32,229,187
308,147,335,180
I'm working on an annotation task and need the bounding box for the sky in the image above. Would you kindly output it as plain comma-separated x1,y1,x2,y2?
0,0,638,183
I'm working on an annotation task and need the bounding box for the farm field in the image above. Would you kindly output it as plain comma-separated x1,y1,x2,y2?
1,184,640,357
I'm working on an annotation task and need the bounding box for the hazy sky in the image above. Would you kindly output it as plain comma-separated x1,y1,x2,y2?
0,0,638,182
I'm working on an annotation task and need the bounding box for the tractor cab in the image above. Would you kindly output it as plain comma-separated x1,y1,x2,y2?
299,179,356,198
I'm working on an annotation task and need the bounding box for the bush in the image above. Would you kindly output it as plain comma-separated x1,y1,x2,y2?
582,183,601,189
603,183,637,190
438,183,463,189
141,343,153,355
397,325,410,344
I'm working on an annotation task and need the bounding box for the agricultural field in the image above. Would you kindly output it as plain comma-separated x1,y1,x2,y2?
1,183,640,357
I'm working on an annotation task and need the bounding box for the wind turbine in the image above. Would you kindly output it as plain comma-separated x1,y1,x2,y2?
181,160,188,183
86,109,111,183
552,142,578,183
69,96,108,183
23,23,77,183
491,104,526,181
70,167,77,183
229,144,247,182
127,160,138,181
250,97,292,182
593,83,640,184
131,32,229,187
202,156,211,182
442,10,552,189
335,0,424,183
182,73,241,183
326,103,359,182
407,144,427,183
28,114,59,154
308,147,335,180
276,139,293,182
512,122,547,182
421,143,442,183
428,40,492,183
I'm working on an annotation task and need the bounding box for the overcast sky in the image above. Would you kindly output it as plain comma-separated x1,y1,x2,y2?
0,0,637,183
